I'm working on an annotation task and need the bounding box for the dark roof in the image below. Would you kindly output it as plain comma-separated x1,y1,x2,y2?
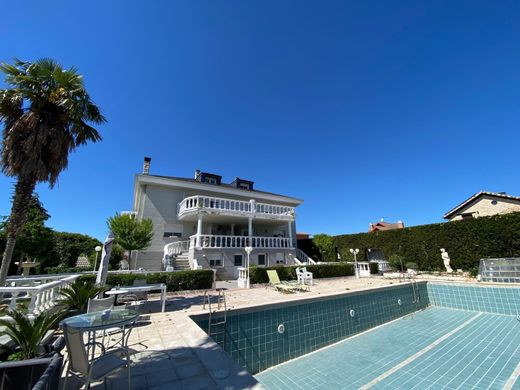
443,191,520,219
147,174,300,200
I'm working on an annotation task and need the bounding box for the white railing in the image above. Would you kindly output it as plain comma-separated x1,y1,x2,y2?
0,274,80,319
295,248,317,265
178,195,294,220
165,240,190,256
192,234,293,249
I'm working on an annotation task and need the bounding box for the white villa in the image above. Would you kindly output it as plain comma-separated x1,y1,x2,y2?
128,158,313,279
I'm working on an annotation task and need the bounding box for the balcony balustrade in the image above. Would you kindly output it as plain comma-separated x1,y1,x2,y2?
0,274,80,319
178,195,294,221
190,234,292,249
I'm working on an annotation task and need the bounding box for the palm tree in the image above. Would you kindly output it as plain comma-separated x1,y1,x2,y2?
0,58,105,286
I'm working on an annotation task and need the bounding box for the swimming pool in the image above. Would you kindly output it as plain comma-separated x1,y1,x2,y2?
193,282,520,389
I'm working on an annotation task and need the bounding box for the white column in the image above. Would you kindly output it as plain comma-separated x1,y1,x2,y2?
196,214,203,248
287,221,293,247
248,217,253,246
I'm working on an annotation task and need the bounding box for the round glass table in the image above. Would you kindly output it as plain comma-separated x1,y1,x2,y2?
60,308,139,332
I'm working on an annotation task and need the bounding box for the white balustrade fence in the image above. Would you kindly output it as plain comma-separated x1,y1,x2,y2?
165,240,190,256
178,195,294,220
0,274,80,319
295,248,317,265
195,234,292,249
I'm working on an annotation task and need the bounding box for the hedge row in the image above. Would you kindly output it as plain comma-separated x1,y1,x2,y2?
78,270,214,292
250,263,355,284
332,212,520,272
46,266,93,274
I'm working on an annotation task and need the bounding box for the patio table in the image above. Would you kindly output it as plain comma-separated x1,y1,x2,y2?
105,283,167,312
60,308,139,359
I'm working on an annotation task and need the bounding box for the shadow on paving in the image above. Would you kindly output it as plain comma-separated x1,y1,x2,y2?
60,343,255,390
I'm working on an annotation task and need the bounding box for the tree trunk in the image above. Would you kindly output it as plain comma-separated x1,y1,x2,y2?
0,177,37,287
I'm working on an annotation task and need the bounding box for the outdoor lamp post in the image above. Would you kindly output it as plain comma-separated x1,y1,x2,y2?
245,246,253,289
350,248,360,278
93,245,102,271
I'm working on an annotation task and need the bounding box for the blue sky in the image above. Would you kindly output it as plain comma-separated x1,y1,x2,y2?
1,1,519,241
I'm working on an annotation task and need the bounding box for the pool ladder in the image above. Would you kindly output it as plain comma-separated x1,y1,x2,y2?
203,289,227,344
400,273,420,303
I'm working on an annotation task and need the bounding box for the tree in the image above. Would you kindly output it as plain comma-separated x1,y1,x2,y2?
312,234,337,262
0,58,105,286
0,194,54,274
107,214,153,269
53,232,102,268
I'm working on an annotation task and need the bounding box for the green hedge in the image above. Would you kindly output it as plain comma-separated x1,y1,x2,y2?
333,212,520,272
78,270,214,292
250,263,355,284
45,266,92,274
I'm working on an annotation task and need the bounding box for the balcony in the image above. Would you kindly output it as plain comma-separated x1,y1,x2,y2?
193,234,292,249
178,195,294,221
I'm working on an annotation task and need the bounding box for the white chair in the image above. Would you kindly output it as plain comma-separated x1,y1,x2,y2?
62,323,131,389
296,267,313,286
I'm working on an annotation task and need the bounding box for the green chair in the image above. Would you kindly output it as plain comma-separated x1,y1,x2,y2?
266,270,309,293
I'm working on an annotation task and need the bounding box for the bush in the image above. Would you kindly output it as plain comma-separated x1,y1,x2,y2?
249,263,355,284
78,270,214,292
369,262,379,274
45,266,92,274
333,212,520,271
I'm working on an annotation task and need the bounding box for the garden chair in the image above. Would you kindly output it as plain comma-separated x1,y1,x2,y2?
266,270,309,293
61,323,131,390
87,296,115,313
296,267,313,286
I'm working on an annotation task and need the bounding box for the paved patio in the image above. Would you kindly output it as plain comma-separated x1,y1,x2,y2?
60,274,475,389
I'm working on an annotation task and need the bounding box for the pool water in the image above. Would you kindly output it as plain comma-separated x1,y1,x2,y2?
256,307,520,389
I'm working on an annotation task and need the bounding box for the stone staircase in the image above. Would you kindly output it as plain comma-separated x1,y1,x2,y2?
173,254,191,270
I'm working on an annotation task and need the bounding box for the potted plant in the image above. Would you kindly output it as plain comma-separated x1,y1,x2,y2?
59,280,106,314
0,309,64,389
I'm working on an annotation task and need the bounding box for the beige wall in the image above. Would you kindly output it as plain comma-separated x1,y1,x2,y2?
449,195,520,221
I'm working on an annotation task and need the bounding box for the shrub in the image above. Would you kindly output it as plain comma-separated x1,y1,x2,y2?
77,270,214,292
59,280,107,312
333,212,520,272
369,262,379,274
249,263,355,284
388,255,406,271
0,310,64,360
45,266,91,274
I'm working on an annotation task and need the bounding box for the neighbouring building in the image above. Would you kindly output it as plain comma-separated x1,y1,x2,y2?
368,219,404,233
128,158,313,279
443,191,520,221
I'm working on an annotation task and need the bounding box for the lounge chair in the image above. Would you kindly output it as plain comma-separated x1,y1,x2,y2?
267,270,309,293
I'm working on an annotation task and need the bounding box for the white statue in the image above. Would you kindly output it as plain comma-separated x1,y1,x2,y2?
440,248,453,273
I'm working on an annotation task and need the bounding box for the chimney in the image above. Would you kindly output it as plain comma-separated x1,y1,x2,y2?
194,169,201,179
143,157,151,175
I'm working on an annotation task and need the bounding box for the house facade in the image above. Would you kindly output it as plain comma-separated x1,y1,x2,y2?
443,191,520,221
129,158,311,279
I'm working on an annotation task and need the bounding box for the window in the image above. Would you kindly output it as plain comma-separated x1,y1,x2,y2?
275,253,285,265
461,213,474,220
163,232,182,238
239,183,250,190
209,255,223,267
204,177,218,185
257,253,267,266
234,254,244,267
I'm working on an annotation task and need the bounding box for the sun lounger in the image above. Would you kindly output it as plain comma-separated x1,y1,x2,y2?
267,270,309,293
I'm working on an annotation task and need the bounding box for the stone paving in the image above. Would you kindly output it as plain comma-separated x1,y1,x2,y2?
61,274,476,389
